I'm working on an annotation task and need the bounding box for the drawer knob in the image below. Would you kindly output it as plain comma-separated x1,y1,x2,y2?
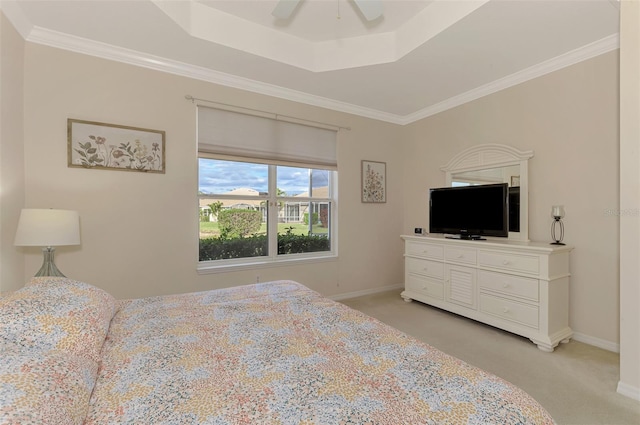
423,267,429,272
502,307,510,314
457,254,464,259
502,282,510,289
502,260,511,265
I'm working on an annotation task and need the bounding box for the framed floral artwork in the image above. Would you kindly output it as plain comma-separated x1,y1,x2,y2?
361,160,386,203
67,119,165,173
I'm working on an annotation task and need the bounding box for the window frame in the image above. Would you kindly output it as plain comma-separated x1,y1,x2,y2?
197,154,338,274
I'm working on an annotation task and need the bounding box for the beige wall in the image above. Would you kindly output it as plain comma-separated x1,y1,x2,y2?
21,43,404,299
0,12,25,293
402,51,620,348
619,0,640,399
4,9,635,389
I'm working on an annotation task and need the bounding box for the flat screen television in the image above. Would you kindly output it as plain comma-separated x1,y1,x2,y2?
429,183,508,239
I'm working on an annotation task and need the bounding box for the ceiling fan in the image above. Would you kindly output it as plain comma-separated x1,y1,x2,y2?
272,0,384,22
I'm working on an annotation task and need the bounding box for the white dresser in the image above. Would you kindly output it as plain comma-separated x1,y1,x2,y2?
401,234,573,352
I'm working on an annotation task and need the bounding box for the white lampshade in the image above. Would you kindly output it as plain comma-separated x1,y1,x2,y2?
14,209,80,247
551,205,565,219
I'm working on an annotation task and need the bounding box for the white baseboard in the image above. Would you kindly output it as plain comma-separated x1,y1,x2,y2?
617,381,640,401
572,331,620,353
330,284,403,301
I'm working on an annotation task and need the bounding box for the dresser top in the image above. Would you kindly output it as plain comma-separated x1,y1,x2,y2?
402,234,573,254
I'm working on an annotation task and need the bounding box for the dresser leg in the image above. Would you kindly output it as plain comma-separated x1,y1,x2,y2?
536,344,554,352
530,338,555,352
400,292,413,302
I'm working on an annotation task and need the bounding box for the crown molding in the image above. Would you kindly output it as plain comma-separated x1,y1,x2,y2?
25,26,406,125
16,24,619,126
400,33,620,125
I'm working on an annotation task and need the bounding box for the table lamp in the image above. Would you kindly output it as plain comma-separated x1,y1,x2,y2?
14,208,80,277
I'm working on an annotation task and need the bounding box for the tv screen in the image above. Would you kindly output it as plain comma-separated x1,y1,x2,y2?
429,183,508,239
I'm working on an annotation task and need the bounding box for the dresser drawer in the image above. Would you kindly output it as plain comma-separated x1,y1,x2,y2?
406,257,444,279
445,247,477,265
478,270,539,301
406,274,444,300
478,250,539,274
480,293,539,329
406,241,444,260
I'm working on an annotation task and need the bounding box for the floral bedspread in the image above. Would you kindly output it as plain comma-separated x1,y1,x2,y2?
85,280,554,424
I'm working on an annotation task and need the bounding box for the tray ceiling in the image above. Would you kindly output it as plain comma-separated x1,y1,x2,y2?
1,0,620,124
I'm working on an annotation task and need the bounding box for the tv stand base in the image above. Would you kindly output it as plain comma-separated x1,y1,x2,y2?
446,235,486,241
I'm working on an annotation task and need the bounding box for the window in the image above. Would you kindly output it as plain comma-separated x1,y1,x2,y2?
198,157,336,267
196,105,338,270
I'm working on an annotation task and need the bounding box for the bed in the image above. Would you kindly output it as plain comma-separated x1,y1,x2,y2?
0,277,554,424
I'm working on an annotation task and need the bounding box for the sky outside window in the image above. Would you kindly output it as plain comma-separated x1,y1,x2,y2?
199,159,330,196
199,159,268,194
277,166,329,196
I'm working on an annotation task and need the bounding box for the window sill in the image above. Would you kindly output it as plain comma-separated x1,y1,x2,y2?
197,254,338,275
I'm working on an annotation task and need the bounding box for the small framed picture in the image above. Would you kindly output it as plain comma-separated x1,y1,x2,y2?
510,175,520,187
361,160,386,203
68,119,165,173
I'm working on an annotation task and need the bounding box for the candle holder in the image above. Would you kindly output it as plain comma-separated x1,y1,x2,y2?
550,205,565,245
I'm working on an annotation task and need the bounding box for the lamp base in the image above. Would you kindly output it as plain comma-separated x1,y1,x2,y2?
34,247,66,277
550,242,566,246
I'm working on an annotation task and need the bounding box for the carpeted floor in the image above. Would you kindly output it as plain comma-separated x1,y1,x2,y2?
339,289,640,425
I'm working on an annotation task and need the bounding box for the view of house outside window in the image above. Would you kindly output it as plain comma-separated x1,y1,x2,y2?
198,157,335,264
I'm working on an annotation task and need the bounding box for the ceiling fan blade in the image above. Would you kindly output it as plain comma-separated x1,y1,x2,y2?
353,0,383,21
272,0,302,19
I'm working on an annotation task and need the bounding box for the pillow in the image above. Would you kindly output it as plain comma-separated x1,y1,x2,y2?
0,277,116,362
0,349,97,425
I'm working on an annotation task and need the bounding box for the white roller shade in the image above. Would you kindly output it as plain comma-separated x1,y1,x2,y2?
198,106,337,168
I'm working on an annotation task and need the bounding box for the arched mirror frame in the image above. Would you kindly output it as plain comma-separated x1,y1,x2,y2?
441,144,534,242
